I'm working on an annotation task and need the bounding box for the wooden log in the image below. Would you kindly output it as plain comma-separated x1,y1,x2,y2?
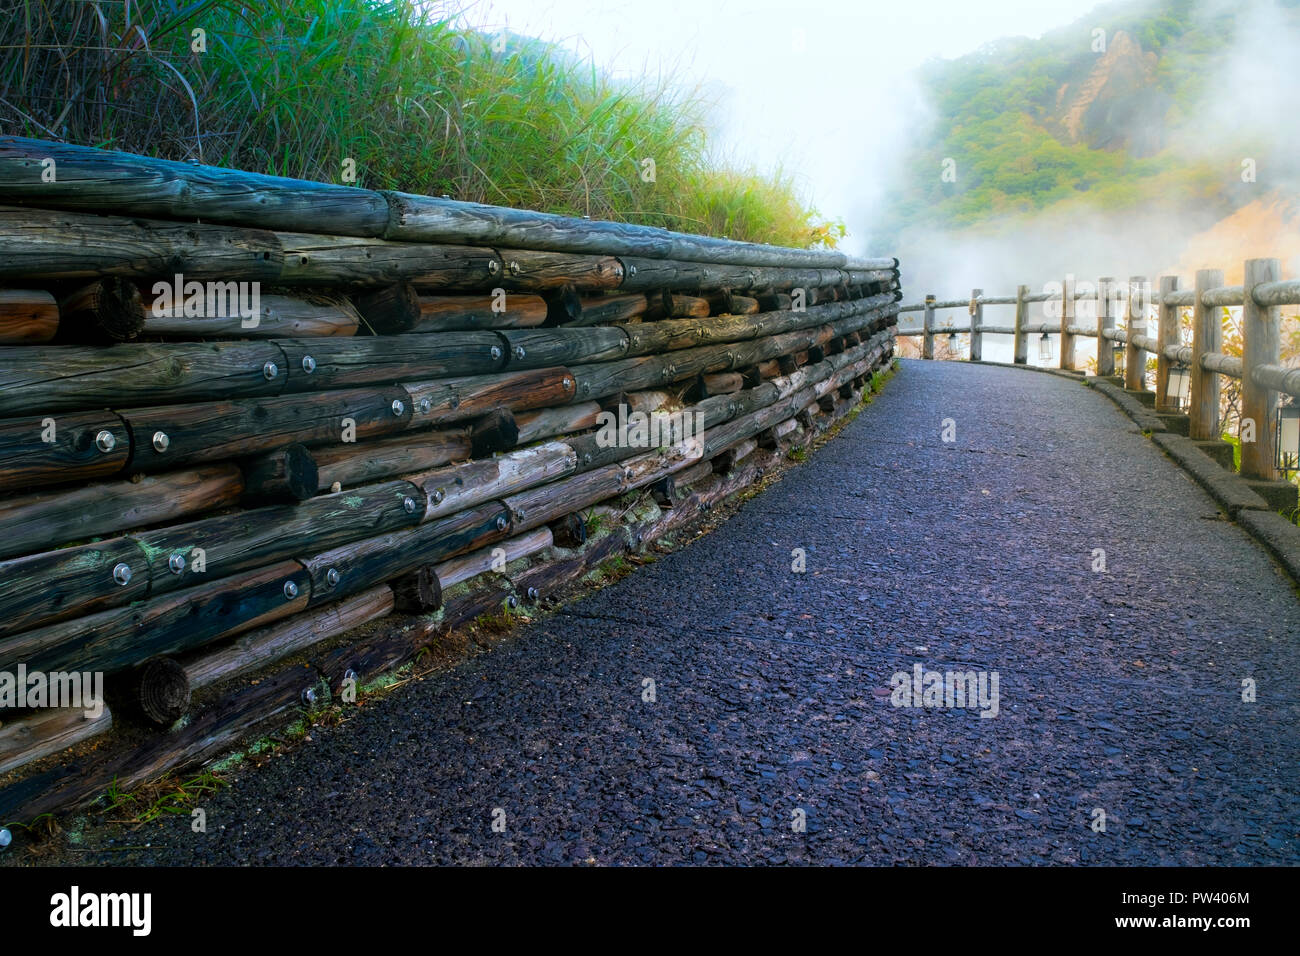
0,289,59,344
274,332,506,392
673,458,714,489
0,135,391,236
241,443,319,503
498,327,629,368
381,186,884,269
755,292,793,312
434,527,553,589
143,291,361,338
128,657,191,727
1189,269,1224,440
132,479,421,595
1059,277,1075,371
0,410,131,494
0,463,243,562
719,294,760,315
0,536,150,637
121,386,412,469
0,339,287,417
0,707,113,777
0,560,311,677
1095,279,1114,376
353,282,421,334
564,293,648,327
969,288,983,362
301,502,512,604
469,409,520,457
404,367,577,428
1240,258,1282,480
313,428,470,491
922,295,935,359
1155,275,1181,413
414,441,577,521
278,232,500,288
514,402,601,445
1125,276,1148,391
715,437,758,473
665,294,711,318
703,372,743,394
497,250,624,292
413,293,547,332
392,565,443,612
53,278,146,343
182,585,394,691
649,475,677,507
0,204,284,283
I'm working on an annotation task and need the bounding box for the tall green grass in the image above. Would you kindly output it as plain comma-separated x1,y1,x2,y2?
0,0,839,248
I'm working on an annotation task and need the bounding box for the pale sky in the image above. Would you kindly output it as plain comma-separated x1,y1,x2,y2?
469,0,1112,254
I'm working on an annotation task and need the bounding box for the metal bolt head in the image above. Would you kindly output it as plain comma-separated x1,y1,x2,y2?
95,429,116,454
431,488,445,505
403,496,418,514
284,580,299,599
507,260,522,276
0,828,10,849
152,430,170,453
262,360,279,381
488,259,500,275
449,395,461,410
343,668,358,683
581,383,591,395
418,398,431,414
490,345,503,361
301,686,317,706
515,507,526,521
512,345,526,361
634,533,643,548
302,355,317,374
495,514,509,531
506,594,518,610
582,452,592,466
562,377,575,391
391,399,406,417
326,567,341,588
628,264,638,277
169,553,186,574
526,586,540,602
112,562,132,586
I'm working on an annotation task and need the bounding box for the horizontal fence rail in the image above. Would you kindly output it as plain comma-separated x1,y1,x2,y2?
896,259,1300,483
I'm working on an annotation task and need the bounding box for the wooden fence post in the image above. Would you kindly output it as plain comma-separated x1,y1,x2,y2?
1013,285,1028,365
1189,268,1224,441
1060,276,1075,371
1096,277,1115,377
1240,257,1281,480
922,295,935,360
1155,275,1180,413
969,288,983,362
1125,275,1148,392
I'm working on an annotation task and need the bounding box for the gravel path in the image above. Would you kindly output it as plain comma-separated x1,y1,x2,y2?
53,359,1300,865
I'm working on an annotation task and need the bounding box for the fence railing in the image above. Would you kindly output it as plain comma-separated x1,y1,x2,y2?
896,258,1300,482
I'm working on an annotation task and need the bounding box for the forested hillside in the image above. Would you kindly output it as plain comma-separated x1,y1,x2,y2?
877,0,1300,249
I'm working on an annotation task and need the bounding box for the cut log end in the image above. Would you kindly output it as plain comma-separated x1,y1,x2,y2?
549,512,588,549
58,277,146,342
354,281,421,334
392,565,443,612
134,657,192,727
242,443,319,503
469,408,520,457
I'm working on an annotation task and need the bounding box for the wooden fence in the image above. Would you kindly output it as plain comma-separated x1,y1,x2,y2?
897,261,1300,483
0,135,900,821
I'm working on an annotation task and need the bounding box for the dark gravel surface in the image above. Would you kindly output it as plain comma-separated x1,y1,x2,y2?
48,360,1300,864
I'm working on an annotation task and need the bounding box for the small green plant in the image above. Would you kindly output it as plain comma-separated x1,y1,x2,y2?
787,446,808,462
101,772,226,824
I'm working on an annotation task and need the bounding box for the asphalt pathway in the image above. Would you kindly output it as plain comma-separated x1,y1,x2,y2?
58,359,1300,865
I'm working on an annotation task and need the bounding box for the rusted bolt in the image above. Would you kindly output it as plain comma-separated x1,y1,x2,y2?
112,562,132,586
326,567,341,588
152,431,170,453
262,360,279,380
391,399,406,417
168,553,186,574
302,355,317,373
95,430,116,454
284,580,299,599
